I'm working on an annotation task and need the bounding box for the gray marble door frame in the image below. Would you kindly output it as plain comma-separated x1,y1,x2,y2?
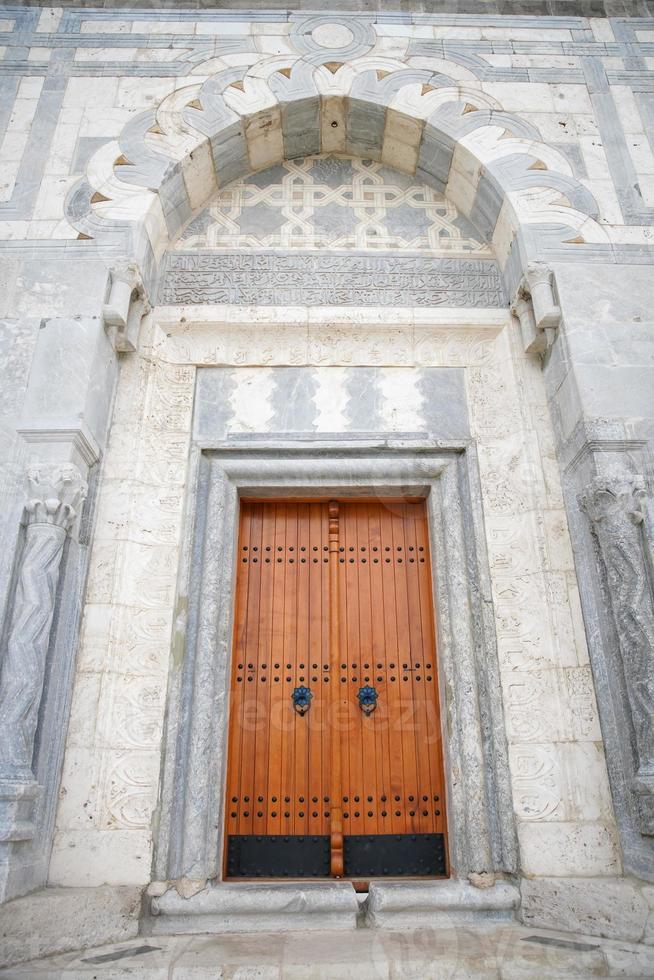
154,442,518,888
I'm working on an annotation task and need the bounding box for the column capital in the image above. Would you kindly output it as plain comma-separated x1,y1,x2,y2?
525,260,554,288
579,473,646,526
109,260,143,291
23,463,87,533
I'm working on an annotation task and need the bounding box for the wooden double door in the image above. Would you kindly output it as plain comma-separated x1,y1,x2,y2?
224,498,448,880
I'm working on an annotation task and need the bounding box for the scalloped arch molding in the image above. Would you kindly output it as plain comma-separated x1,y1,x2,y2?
66,54,605,297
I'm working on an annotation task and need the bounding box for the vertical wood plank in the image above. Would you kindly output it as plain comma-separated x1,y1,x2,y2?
241,503,263,838
264,502,283,836
294,503,309,836
225,501,251,841
356,503,375,836
276,504,292,836
392,504,420,835
308,503,325,835
321,504,331,834
328,500,344,878
368,502,389,836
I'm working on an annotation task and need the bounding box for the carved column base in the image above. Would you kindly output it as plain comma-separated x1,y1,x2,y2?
0,779,40,842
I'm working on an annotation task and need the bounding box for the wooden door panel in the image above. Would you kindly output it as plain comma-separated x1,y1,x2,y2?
225,501,332,843
225,498,447,878
337,502,445,839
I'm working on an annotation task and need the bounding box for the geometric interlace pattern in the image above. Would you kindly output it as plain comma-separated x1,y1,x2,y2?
178,155,490,256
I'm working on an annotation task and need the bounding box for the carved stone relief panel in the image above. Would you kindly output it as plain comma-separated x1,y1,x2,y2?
159,252,505,309
160,158,503,310
470,324,620,878
580,474,654,838
0,464,87,847
48,322,195,889
151,308,507,370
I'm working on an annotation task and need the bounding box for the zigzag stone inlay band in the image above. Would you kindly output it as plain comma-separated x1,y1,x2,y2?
159,251,506,308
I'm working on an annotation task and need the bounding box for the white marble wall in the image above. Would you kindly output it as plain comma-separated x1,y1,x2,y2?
49,334,193,886
49,305,619,887
0,9,651,262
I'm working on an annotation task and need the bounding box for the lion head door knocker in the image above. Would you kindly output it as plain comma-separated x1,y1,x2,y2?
357,685,378,716
291,685,313,716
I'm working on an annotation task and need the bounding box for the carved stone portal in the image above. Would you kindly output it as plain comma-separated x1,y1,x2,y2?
580,474,654,836
0,464,87,841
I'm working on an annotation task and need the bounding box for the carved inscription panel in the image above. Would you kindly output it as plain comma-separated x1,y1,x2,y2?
158,252,506,309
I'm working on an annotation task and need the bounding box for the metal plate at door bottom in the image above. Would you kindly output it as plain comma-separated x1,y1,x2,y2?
344,833,446,877
226,835,331,878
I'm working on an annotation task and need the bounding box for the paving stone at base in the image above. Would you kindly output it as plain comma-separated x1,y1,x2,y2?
0,886,142,970
4,923,654,979
519,876,651,944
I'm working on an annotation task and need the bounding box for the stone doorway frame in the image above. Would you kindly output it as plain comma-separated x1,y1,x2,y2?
154,441,518,895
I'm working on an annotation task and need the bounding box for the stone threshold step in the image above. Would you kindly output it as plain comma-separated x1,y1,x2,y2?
144,879,520,934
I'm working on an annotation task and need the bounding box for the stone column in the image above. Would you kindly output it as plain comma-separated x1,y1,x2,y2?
580,474,654,836
0,464,87,842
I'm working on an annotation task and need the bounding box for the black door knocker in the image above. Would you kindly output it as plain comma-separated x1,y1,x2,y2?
358,685,378,716
291,685,313,716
